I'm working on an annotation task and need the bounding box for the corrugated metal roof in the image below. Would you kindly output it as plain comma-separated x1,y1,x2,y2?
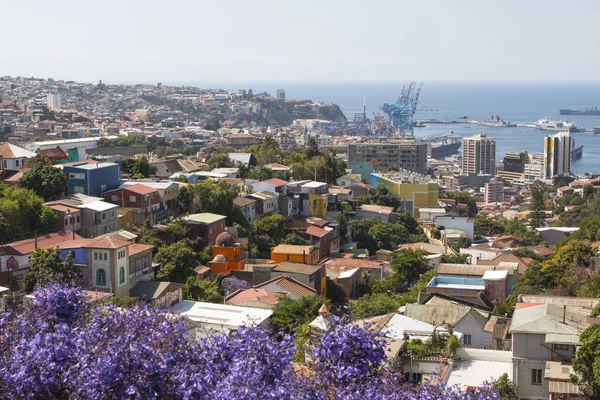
548,380,581,395
545,333,581,345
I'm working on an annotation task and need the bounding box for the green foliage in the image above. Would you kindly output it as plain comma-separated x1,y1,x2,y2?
369,184,400,210
19,154,67,200
104,296,139,308
529,180,547,228
441,253,470,264
572,215,600,242
350,218,412,254
493,297,516,317
282,230,307,245
350,292,402,318
571,324,600,398
155,241,198,283
182,277,223,303
167,219,189,242
390,249,430,285
408,332,459,359
207,153,233,169
182,180,238,221
474,215,505,237
453,235,472,251
335,212,348,242
0,185,59,241
271,296,328,334
292,323,311,362
239,135,284,166
23,248,79,293
252,214,286,257
130,156,156,177
491,373,518,400
98,136,148,148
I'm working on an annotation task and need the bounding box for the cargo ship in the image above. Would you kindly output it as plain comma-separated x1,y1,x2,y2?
560,107,600,116
424,133,462,159
572,140,583,161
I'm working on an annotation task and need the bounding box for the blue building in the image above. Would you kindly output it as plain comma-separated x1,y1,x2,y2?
63,161,120,197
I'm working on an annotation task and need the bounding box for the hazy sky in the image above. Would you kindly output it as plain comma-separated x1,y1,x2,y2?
3,0,600,83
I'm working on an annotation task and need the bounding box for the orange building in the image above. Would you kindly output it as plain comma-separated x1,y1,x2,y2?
208,232,246,275
270,244,320,265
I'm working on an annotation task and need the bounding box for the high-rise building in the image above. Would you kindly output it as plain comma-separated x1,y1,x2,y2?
462,134,496,175
503,151,528,173
347,141,428,174
276,89,286,102
543,131,572,179
484,178,504,205
47,91,61,110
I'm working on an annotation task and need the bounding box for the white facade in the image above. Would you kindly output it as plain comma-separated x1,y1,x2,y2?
47,92,61,109
434,216,474,239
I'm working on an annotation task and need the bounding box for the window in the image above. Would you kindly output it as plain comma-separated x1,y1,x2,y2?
553,343,570,351
96,269,106,286
74,186,84,194
64,219,69,226
15,160,19,167
111,195,119,201
129,196,136,202
94,252,98,261
119,267,125,284
463,335,472,345
102,212,107,220
76,215,80,223
103,253,107,261
531,369,543,385
101,184,106,191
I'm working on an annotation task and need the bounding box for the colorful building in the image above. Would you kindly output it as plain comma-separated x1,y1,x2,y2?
208,232,246,275
369,172,438,216
308,193,328,219
270,244,320,265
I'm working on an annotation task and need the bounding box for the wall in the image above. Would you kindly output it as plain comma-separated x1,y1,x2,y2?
454,313,492,348
435,216,474,240
512,358,549,400
115,246,129,297
271,249,320,265
88,165,120,196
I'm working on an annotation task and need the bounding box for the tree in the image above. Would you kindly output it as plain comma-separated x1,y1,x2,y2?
0,185,59,241
335,212,349,242
167,219,189,242
306,136,319,159
390,249,430,284
270,295,327,334
453,235,472,251
22,248,79,292
445,191,477,217
571,324,600,398
183,180,238,219
474,215,505,238
182,277,223,303
129,155,156,177
154,241,198,283
282,230,307,245
441,253,470,264
529,180,547,228
490,373,518,400
349,292,402,318
221,276,250,296
493,298,516,318
19,154,67,200
207,153,233,169
252,214,286,257
368,222,409,251
370,184,400,209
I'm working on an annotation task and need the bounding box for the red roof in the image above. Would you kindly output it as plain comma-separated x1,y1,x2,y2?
128,243,155,256
226,288,285,306
48,204,80,213
264,178,287,187
5,231,82,255
121,184,157,195
305,226,329,238
41,147,68,159
57,236,131,250
324,258,385,270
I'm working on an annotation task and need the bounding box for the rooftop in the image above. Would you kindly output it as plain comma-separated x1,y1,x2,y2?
183,213,226,225
381,313,463,342
271,244,317,256
233,196,256,207
264,178,288,186
71,162,118,170
4,231,81,256
359,204,394,215
77,200,118,212
427,276,486,291
225,288,285,306
117,184,157,195
255,275,317,298
305,226,329,238
0,143,36,158
273,261,322,275
130,281,181,300
120,181,177,190
169,300,272,328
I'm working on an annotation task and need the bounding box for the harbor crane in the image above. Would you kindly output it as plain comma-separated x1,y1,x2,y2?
381,82,436,134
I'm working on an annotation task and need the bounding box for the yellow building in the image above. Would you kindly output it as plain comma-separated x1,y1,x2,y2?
117,209,134,231
308,193,328,219
270,244,320,265
369,173,438,216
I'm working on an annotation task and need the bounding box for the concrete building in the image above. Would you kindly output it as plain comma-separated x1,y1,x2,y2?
47,91,61,109
435,216,474,240
484,178,504,205
462,134,496,175
543,131,572,179
27,136,118,162
524,160,544,183
536,227,579,246
63,161,120,197
503,151,528,173
369,171,438,216
347,141,428,174
0,143,36,172
77,200,119,238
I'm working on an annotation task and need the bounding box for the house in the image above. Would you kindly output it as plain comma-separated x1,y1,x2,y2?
251,178,288,197
435,216,474,240
271,261,326,295
37,146,69,164
104,184,160,225
536,227,579,246
46,203,82,233
248,191,279,217
130,281,182,307
0,143,36,172
254,275,317,299
233,196,256,225
224,288,285,309
169,301,272,338
119,181,180,212
77,200,119,238
287,180,328,217
509,295,599,400
117,209,134,231
336,173,362,187
404,303,493,348
460,244,510,264
211,167,240,178
418,207,447,223
346,182,372,198
270,244,320,265
182,213,226,246
63,161,120,197
436,262,519,294
426,272,509,303
476,253,532,274
150,159,183,178
0,231,82,286
305,226,331,259
207,231,246,275
225,133,261,150
397,242,445,267
228,152,257,167
355,204,397,223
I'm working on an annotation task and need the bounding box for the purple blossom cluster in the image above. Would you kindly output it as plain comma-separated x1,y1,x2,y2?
221,276,251,296
0,283,499,399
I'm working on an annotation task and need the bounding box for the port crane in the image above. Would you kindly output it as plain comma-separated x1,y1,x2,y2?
381,82,436,134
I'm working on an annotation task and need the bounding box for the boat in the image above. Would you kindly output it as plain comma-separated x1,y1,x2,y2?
560,107,600,116
536,117,580,132
572,140,583,161
477,114,517,127
424,133,462,159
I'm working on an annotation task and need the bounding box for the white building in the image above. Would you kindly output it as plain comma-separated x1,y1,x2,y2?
47,91,61,109
434,216,475,240
0,143,36,171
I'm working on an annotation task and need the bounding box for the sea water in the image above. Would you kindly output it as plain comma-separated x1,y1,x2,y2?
188,81,600,175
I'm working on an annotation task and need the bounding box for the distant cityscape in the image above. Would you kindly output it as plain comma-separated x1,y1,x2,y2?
0,75,599,399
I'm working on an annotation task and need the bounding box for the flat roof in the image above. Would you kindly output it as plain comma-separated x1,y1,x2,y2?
169,300,272,328
73,162,118,170
273,261,322,275
427,277,486,291
183,213,226,225
271,245,317,255
482,270,509,280
446,359,512,390
78,200,118,212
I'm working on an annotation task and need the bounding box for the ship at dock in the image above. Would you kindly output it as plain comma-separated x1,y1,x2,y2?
476,115,517,127
560,107,600,116
572,140,583,161
536,117,581,132
423,133,462,159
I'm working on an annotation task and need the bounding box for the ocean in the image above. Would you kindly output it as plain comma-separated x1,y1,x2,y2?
188,81,600,175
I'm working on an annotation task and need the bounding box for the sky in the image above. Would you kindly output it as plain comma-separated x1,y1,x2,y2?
3,0,600,84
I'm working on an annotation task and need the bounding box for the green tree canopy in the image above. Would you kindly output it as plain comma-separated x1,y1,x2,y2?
529,180,547,228
23,248,79,293
390,249,430,284
444,191,477,217
571,324,600,398
270,295,328,335
154,241,198,283
130,156,157,178
182,276,223,303
349,292,402,318
0,185,59,241
19,154,67,200
182,180,238,221
207,153,233,169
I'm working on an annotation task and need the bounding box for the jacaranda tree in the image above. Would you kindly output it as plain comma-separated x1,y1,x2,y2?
0,283,499,399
